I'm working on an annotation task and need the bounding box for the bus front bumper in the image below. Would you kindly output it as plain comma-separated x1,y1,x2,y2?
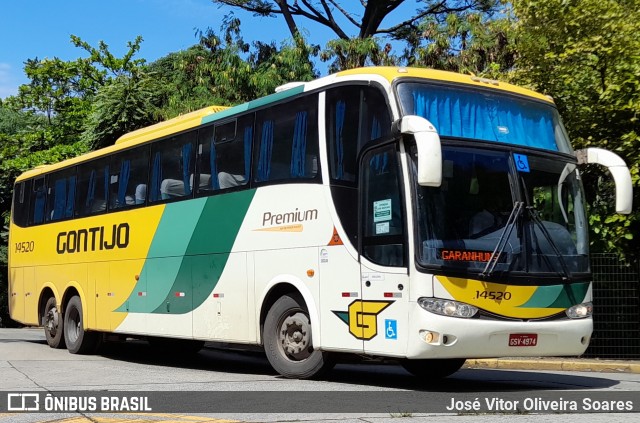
405,306,593,359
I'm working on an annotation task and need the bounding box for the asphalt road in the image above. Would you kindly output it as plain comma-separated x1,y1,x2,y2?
0,328,639,422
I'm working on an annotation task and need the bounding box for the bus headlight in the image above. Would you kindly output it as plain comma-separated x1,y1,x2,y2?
566,302,593,319
418,297,478,318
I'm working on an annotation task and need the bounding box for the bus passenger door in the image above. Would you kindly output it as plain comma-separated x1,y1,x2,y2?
359,144,410,356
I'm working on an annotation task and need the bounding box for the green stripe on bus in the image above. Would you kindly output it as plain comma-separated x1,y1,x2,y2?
116,190,255,314
200,85,305,125
151,189,256,314
519,282,589,309
116,199,208,313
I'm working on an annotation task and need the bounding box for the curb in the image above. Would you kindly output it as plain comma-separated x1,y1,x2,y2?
465,358,640,373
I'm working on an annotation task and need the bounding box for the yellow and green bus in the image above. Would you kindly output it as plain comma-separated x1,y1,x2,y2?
8,67,633,379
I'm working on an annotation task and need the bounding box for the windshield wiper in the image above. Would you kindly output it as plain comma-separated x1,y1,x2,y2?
527,207,572,282
481,201,524,278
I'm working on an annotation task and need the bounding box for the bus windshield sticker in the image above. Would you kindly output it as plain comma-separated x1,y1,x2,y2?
373,199,392,222
376,222,390,234
514,154,530,173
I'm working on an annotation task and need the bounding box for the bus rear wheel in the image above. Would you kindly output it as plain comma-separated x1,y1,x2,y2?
264,294,333,379
64,296,99,354
43,297,65,349
401,358,465,379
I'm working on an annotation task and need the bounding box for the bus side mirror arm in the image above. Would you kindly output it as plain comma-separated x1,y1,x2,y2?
393,115,442,187
576,147,633,214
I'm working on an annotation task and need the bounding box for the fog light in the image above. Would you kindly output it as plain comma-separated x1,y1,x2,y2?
418,297,478,318
419,330,439,344
566,302,593,319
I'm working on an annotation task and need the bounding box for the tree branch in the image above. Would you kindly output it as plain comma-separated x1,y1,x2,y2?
359,0,406,39
275,0,300,37
295,0,350,39
213,0,276,16
327,0,361,29
376,1,478,35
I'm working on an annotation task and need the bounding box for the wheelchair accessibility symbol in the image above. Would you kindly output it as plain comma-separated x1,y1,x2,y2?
514,154,530,173
385,319,397,340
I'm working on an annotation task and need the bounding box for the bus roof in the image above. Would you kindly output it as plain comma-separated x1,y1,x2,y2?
336,67,553,104
115,105,229,145
16,105,229,181
15,67,553,182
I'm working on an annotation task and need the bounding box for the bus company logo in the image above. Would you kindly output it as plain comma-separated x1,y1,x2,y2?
332,300,393,340
56,223,130,254
255,208,318,232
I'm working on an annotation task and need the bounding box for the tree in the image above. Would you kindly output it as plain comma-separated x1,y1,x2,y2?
150,17,318,119
212,1,499,68
510,0,640,257
407,6,515,76
213,1,493,38
82,71,165,149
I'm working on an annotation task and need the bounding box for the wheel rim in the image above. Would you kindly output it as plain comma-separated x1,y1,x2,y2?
45,306,60,338
278,310,312,361
66,307,81,345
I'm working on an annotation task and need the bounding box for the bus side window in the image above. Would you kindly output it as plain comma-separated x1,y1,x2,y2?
29,177,46,225
217,116,252,189
76,159,110,216
361,145,405,267
196,125,216,194
361,87,390,142
149,132,195,203
45,169,76,222
12,180,31,227
196,115,253,195
110,146,150,209
326,86,391,185
254,95,319,183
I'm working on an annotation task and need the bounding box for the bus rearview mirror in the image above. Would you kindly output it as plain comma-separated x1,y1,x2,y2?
395,115,442,187
575,147,633,214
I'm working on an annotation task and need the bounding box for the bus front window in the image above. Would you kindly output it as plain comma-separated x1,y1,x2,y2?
411,145,590,280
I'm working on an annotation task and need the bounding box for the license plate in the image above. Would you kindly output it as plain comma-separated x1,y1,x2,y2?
509,333,538,347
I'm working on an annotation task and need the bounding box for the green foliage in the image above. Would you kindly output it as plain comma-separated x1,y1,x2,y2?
321,37,398,73
214,1,502,72
150,17,318,119
510,0,640,258
82,71,165,149
409,7,516,77
14,57,97,144
70,35,146,78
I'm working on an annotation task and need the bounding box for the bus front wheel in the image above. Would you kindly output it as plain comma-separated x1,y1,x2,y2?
264,294,333,379
64,296,99,354
401,358,466,379
43,297,65,349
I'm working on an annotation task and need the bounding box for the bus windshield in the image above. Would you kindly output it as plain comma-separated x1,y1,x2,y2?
410,145,590,279
397,82,573,153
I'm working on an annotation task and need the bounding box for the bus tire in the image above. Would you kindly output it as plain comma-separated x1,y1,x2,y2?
43,297,65,349
263,294,334,379
63,296,99,354
401,358,465,379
